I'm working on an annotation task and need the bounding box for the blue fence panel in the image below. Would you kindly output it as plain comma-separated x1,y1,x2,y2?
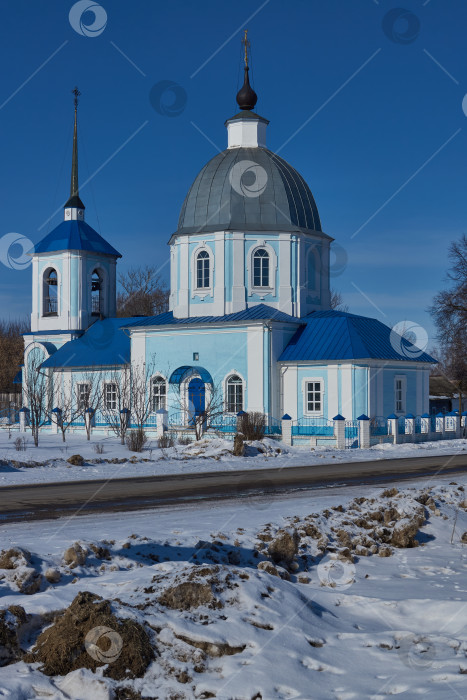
345,420,359,448
264,416,282,435
398,417,406,435
292,417,334,436
211,414,237,433
370,417,388,436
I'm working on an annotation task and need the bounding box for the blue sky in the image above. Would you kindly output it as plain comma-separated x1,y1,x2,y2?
0,0,466,349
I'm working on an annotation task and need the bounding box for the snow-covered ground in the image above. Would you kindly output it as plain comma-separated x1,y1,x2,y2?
1,430,467,486
1,473,467,699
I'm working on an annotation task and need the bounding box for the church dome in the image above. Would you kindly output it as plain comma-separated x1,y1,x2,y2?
176,147,322,236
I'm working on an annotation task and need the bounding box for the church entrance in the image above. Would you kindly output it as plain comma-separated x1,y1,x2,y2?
188,377,205,423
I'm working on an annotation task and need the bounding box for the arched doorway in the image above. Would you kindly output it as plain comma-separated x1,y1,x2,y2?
188,377,205,423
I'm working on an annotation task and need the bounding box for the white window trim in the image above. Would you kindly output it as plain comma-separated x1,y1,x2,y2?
394,375,407,415
191,243,214,299
223,370,246,415
248,241,277,298
302,377,325,417
103,381,118,411
88,266,108,317
150,373,168,413
76,382,90,410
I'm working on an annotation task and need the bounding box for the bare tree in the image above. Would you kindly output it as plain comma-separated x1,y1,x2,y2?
23,349,51,447
117,266,169,318
51,371,85,442
0,318,28,393
171,380,226,441
330,289,349,312
73,370,103,440
130,356,157,432
100,366,131,444
430,234,467,416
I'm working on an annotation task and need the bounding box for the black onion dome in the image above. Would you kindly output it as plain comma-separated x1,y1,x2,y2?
176,147,323,236
236,67,257,111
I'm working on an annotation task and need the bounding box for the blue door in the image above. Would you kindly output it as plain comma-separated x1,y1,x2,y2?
188,378,205,424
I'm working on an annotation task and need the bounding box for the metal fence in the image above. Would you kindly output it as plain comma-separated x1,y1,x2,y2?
292,417,334,436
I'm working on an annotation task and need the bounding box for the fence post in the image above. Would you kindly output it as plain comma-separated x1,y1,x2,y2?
421,413,430,441
51,407,62,435
19,407,29,433
236,410,246,434
462,412,467,439
156,408,168,437
387,414,400,444
451,412,461,439
358,414,370,449
436,412,446,440
405,413,415,442
120,408,130,434
333,414,345,449
281,414,292,446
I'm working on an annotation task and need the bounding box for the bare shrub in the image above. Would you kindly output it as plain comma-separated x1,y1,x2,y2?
126,429,147,453
14,436,26,452
177,435,191,446
93,442,104,454
238,412,266,441
158,433,174,449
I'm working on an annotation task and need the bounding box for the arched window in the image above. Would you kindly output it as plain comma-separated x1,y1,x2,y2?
196,250,210,289
91,270,102,315
43,268,58,316
226,375,243,413
253,248,269,287
152,376,167,412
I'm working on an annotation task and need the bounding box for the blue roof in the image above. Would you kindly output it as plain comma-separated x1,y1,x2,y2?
124,304,299,328
279,310,437,363
40,318,145,369
33,220,121,258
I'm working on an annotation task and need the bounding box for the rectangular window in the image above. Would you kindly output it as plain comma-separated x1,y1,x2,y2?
395,377,406,413
306,380,322,413
77,383,90,410
104,383,117,410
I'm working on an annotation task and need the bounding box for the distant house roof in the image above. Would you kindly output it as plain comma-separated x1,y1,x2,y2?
33,220,121,258
429,374,459,397
40,318,145,369
279,310,437,363
124,304,299,328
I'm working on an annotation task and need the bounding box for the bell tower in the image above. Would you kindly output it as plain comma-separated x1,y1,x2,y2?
30,88,121,334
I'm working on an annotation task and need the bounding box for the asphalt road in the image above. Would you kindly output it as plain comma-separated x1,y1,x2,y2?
1,453,466,523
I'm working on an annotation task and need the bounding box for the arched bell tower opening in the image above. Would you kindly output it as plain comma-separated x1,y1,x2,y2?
43,268,58,317
91,270,102,316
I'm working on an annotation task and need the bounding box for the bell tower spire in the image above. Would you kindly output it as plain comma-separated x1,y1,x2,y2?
64,87,85,221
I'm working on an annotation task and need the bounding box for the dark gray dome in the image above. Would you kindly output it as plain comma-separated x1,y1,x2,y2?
176,147,322,235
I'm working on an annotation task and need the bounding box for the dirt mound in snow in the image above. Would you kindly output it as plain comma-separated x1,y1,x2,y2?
27,591,154,680
267,528,299,565
159,581,213,610
0,548,30,570
0,605,28,666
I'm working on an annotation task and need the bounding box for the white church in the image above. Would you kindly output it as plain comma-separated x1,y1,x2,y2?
21,49,435,439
